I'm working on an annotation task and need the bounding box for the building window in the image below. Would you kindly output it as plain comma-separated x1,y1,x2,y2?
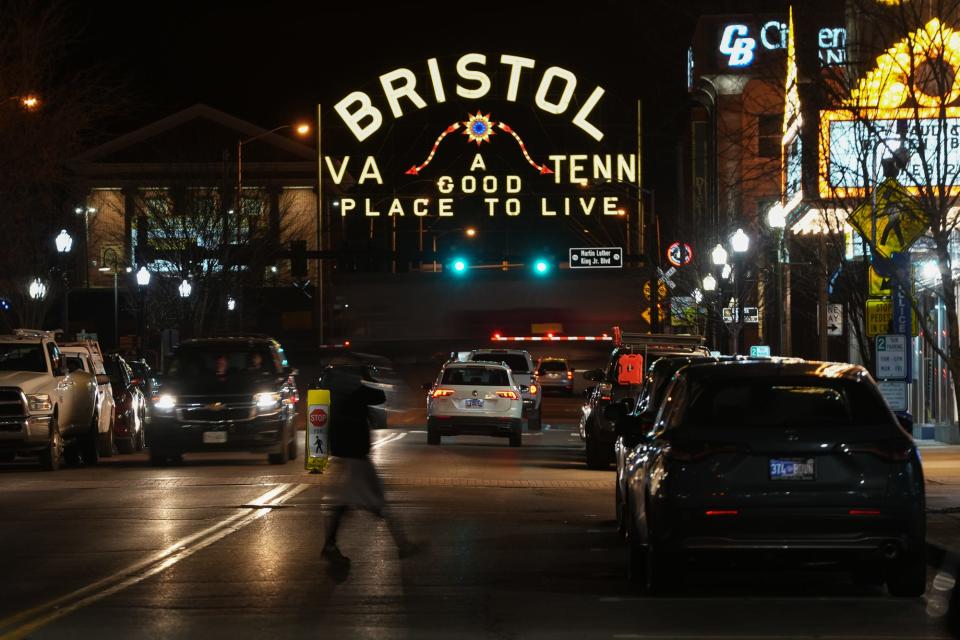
758,115,781,159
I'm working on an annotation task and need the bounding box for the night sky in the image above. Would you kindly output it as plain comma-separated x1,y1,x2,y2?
69,0,784,250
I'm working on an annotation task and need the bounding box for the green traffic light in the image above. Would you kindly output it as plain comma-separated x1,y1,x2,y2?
452,258,468,273
533,259,550,275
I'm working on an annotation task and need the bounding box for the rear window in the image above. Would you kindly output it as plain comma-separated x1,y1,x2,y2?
538,361,567,373
442,367,510,386
683,378,893,428
470,353,529,373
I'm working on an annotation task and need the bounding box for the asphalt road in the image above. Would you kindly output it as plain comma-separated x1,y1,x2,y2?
0,394,957,639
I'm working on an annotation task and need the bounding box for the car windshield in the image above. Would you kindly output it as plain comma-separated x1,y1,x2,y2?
538,361,566,373
442,367,509,386
471,353,529,373
683,377,893,429
167,346,279,379
0,343,47,373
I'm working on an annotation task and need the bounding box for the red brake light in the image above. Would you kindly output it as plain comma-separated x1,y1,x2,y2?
849,509,881,516
705,509,739,516
496,390,518,399
846,441,913,461
431,389,455,398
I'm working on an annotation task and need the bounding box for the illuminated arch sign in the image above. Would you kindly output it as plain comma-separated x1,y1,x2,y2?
323,52,639,221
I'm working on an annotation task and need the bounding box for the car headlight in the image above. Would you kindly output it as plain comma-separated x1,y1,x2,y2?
27,393,52,412
153,394,176,411
255,392,281,411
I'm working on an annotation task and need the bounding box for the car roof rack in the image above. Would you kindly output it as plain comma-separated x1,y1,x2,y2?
12,328,56,340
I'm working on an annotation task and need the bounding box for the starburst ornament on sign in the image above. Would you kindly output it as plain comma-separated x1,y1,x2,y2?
463,112,495,145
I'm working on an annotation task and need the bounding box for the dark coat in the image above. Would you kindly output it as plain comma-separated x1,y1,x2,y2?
322,368,386,459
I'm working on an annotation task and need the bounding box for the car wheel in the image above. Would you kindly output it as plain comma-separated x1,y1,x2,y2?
615,482,625,536
287,427,298,460
82,422,100,466
117,437,134,454
98,419,115,458
527,407,542,432
509,430,521,447
268,427,290,465
39,418,63,471
427,429,440,445
886,551,926,597
585,425,608,470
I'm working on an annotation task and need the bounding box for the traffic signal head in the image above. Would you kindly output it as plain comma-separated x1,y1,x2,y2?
532,258,551,276
451,257,468,274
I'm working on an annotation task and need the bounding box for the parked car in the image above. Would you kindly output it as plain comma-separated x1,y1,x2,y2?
0,329,105,469
104,354,147,454
425,361,524,446
580,333,709,469
127,359,158,400
535,357,574,396
60,341,116,458
467,349,541,430
620,359,925,597
146,336,298,465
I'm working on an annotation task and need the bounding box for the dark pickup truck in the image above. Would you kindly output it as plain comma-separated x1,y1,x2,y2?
578,333,708,469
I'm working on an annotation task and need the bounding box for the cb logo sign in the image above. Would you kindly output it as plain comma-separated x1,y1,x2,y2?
719,24,756,67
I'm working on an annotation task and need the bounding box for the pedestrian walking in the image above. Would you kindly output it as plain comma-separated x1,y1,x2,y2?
320,366,418,566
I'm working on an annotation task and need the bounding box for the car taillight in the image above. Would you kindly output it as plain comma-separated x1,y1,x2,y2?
845,440,914,461
566,371,573,380
528,384,538,395
496,391,518,399
849,509,881,516
705,509,739,516
664,440,739,462
431,389,455,398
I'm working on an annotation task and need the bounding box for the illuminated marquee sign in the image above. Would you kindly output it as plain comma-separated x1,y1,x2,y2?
325,53,638,220
818,18,960,198
717,21,846,68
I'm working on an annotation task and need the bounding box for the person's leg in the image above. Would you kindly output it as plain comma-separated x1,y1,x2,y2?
322,505,349,561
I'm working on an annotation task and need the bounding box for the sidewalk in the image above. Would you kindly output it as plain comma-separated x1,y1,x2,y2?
920,444,960,559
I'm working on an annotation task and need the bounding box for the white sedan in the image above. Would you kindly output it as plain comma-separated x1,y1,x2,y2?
425,362,524,446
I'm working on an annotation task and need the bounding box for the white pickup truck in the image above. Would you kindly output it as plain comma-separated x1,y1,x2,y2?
60,340,116,459
0,330,107,470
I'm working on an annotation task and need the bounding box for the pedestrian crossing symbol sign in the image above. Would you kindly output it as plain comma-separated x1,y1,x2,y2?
849,178,927,259
306,388,330,472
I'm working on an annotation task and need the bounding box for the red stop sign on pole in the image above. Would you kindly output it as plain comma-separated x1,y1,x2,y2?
309,407,328,427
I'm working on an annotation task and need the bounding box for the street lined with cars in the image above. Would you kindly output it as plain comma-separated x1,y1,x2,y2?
0,331,958,637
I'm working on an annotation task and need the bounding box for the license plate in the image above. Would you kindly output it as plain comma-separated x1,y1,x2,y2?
464,398,484,409
203,431,228,444
769,457,815,481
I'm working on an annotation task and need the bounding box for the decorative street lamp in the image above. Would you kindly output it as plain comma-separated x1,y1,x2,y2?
28,278,47,301
135,267,150,357
731,227,750,253
711,243,728,266
55,230,73,336
136,266,151,287
702,273,717,291
226,296,236,311
178,279,192,298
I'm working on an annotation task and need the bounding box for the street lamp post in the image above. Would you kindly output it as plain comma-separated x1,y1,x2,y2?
55,229,73,337
135,267,150,357
99,266,126,349
730,228,750,355
75,206,96,288
767,203,788,356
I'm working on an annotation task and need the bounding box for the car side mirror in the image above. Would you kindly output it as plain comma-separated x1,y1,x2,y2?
582,368,604,382
95,374,111,386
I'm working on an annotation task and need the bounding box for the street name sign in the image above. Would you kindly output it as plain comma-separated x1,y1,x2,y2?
876,334,908,381
569,247,623,268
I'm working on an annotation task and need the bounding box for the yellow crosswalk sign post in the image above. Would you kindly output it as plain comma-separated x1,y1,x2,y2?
848,178,927,259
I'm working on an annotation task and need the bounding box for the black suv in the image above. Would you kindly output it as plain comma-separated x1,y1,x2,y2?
145,337,298,466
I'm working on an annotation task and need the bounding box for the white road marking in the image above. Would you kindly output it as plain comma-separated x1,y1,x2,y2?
0,482,309,639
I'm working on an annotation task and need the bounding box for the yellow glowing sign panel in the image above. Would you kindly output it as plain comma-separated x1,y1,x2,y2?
865,298,918,337
868,266,894,297
847,178,927,258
